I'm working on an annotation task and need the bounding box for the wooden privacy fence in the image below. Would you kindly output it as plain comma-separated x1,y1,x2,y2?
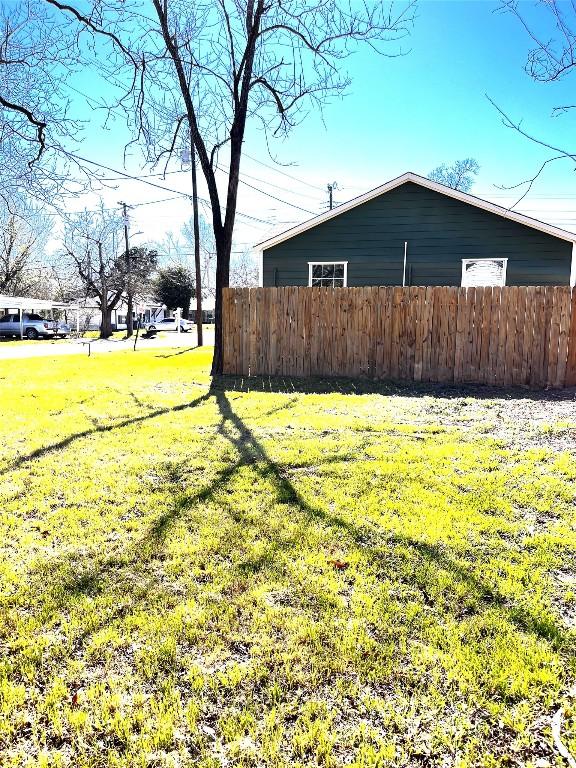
222,286,576,389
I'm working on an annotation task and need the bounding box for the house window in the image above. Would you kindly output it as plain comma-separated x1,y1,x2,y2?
461,258,508,287
308,262,348,287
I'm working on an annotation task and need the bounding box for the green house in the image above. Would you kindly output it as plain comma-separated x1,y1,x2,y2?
256,172,576,289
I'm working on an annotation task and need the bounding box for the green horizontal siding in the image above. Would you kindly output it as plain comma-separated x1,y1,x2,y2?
262,182,573,287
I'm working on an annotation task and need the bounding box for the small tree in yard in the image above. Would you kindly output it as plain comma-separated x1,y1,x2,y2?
62,209,127,338
428,159,480,192
45,0,416,374
125,246,159,331
154,265,195,319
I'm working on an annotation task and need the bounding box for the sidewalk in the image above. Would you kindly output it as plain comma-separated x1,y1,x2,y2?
0,331,214,360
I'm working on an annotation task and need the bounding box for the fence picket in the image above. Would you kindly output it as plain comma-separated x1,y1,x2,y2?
555,287,571,389
412,287,423,382
418,287,431,382
503,287,517,387
547,287,562,388
511,287,525,386
381,287,393,380
521,287,535,386
566,288,576,387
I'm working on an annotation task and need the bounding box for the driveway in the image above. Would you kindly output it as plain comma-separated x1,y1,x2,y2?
0,330,214,360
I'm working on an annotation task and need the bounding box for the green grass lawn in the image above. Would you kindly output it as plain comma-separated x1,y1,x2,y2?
1,348,575,767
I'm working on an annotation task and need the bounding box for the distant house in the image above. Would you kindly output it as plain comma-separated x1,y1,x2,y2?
75,296,167,332
256,172,576,289
200,296,216,323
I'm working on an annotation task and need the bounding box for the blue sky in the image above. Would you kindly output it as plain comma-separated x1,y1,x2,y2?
244,0,575,198
60,0,576,255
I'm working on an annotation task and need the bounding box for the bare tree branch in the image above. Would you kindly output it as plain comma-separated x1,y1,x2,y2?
493,0,576,204
0,94,46,163
43,0,137,63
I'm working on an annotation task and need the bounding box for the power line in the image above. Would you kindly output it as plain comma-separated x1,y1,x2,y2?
93,157,323,205
242,152,323,192
92,148,323,205
216,164,314,215
99,169,185,182
235,168,323,203
132,195,184,207
64,151,273,226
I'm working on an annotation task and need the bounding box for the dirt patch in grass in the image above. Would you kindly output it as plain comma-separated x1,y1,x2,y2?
219,374,576,452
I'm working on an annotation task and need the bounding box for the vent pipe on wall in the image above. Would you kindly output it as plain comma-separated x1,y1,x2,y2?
402,241,408,287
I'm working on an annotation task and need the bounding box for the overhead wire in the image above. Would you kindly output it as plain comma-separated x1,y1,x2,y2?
215,164,314,215
242,151,323,192
99,163,324,205
63,150,274,226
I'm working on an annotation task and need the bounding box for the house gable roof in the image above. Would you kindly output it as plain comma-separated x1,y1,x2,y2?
255,171,576,251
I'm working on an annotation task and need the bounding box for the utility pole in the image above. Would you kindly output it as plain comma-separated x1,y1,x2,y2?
327,181,338,211
120,201,134,338
187,136,203,346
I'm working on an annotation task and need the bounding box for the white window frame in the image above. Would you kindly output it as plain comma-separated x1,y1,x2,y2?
308,261,348,287
461,258,508,287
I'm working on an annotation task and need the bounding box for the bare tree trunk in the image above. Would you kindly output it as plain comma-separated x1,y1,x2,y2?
190,143,203,346
211,231,232,376
126,293,134,337
100,305,113,338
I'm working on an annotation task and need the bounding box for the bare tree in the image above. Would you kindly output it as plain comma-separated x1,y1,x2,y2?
493,1,576,200
47,257,84,304
44,0,416,373
230,250,259,288
62,207,127,338
38,257,86,325
0,197,51,295
428,158,480,193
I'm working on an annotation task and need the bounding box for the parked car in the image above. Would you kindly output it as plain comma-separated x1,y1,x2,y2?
0,313,71,340
144,317,194,333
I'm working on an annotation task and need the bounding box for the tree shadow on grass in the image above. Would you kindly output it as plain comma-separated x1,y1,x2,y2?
205,388,569,648
17,392,352,660
11,380,571,672
212,373,576,403
0,389,213,476
156,346,199,358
